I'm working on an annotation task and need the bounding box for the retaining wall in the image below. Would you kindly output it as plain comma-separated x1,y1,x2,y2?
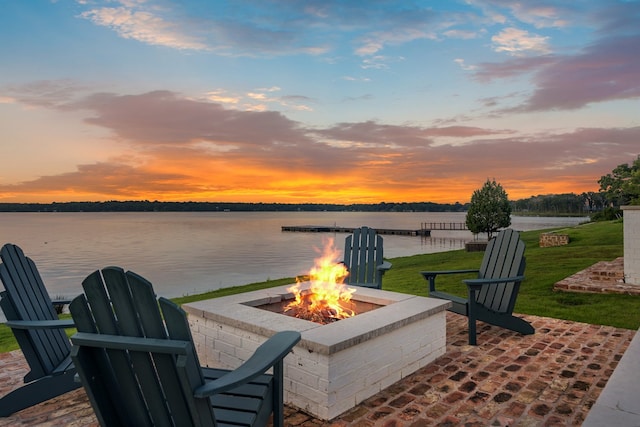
539,232,570,248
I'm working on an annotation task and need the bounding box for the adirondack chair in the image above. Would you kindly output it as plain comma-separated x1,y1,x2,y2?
343,226,392,289
421,228,534,345
69,266,301,427
0,243,79,417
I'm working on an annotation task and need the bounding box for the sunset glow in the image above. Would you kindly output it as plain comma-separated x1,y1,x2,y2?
0,1,638,204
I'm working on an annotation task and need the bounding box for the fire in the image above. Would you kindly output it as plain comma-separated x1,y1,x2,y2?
285,238,356,324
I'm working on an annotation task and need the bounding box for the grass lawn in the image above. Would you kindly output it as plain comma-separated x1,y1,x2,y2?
381,219,635,329
1,219,636,353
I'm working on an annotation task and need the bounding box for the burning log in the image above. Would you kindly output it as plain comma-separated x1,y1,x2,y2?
284,293,354,324
285,238,356,324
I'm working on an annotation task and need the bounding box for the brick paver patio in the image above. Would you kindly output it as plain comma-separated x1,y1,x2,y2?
0,311,634,426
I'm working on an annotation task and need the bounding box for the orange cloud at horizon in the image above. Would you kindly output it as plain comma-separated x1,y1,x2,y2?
0,158,604,205
0,90,636,206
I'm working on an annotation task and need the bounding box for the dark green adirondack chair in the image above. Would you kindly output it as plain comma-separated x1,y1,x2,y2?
0,243,79,417
421,228,534,345
343,226,392,289
69,267,301,427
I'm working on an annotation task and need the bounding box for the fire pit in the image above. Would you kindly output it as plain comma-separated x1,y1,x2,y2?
258,290,383,322
184,239,450,419
184,285,450,420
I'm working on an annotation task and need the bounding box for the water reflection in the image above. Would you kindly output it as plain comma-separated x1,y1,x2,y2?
0,212,588,299
421,236,468,249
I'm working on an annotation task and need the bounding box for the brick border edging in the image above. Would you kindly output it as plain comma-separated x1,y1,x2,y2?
554,258,640,295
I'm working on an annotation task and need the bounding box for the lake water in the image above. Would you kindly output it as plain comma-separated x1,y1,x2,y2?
0,211,587,299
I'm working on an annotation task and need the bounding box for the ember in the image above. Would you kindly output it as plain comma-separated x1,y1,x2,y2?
285,238,356,324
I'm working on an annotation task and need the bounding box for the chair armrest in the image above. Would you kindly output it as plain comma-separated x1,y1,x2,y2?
5,318,75,329
421,269,480,291
71,332,191,354
421,269,480,278
377,261,392,273
463,276,525,291
194,330,301,397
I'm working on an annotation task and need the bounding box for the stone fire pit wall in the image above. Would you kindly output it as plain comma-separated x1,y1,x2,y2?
622,206,640,285
183,284,450,420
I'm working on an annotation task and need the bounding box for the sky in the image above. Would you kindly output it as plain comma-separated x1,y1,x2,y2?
0,0,639,204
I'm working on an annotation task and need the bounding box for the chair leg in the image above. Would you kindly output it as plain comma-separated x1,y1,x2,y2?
272,360,284,427
473,309,535,337
467,290,478,346
467,311,477,346
0,370,80,417
501,316,535,335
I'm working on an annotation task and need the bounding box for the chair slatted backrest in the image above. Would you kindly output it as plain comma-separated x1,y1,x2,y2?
476,229,526,314
0,244,71,380
343,226,384,288
70,267,215,427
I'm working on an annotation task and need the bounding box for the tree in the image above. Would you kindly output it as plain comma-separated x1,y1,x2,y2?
466,179,512,239
582,191,607,213
598,155,640,207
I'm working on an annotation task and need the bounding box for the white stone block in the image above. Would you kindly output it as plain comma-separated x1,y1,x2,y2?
623,206,640,285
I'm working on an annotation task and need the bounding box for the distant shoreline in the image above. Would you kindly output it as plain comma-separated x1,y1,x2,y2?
0,200,588,216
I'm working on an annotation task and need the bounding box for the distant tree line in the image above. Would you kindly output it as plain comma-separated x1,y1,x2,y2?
511,193,599,215
0,197,591,215
0,200,470,213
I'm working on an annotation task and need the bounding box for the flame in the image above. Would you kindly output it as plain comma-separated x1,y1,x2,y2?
285,238,356,323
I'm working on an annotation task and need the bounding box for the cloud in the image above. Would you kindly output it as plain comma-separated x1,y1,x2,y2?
2,121,638,203
454,58,477,71
3,84,639,203
281,95,313,103
360,55,393,70
391,126,640,198
444,30,481,40
73,90,309,147
313,121,513,150
467,1,640,112
500,2,569,28
355,28,434,56
341,76,372,83
79,5,209,51
210,20,305,55
0,161,195,199
203,90,240,105
200,87,311,112
2,80,89,109
522,35,640,111
474,0,573,29
591,0,640,36
473,33,640,112
472,56,557,83
77,0,331,57
491,27,551,56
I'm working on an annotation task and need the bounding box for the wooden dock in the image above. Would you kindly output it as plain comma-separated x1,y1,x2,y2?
420,222,468,231
281,223,467,237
